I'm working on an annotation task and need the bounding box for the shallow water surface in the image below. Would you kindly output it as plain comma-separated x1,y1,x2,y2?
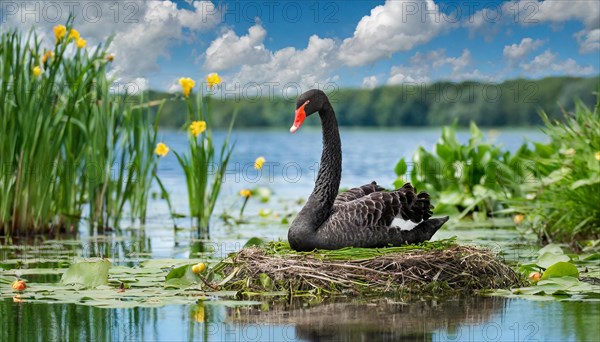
2,128,597,342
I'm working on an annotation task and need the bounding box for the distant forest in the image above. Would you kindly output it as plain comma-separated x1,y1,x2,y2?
140,76,599,128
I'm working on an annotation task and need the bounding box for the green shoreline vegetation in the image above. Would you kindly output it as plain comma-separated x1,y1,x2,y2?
147,76,600,129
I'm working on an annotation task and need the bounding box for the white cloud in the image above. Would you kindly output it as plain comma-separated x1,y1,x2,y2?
1,1,221,80
503,38,545,66
338,0,446,67
388,49,491,85
468,1,600,53
362,76,378,89
575,29,600,54
523,0,599,28
388,65,431,85
204,24,270,71
520,50,595,76
229,34,339,95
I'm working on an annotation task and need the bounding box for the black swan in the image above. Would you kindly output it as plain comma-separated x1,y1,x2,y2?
288,89,449,251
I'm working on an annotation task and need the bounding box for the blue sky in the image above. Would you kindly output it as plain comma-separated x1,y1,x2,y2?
2,0,599,92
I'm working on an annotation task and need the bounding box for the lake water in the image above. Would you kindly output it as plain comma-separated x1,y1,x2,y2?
3,128,598,342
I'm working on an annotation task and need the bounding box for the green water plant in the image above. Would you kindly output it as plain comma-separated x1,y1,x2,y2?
0,21,159,236
163,74,236,237
516,98,600,244
394,122,533,220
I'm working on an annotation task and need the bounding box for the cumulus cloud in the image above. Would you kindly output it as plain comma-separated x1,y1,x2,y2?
520,50,595,76
575,29,600,54
204,24,270,71
503,38,545,66
362,76,378,89
388,49,490,85
468,1,599,53
1,1,221,80
338,0,446,67
228,35,339,95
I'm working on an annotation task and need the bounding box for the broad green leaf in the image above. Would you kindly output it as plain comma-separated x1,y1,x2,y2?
60,259,111,289
394,158,407,176
541,262,579,280
537,252,570,269
244,237,265,248
537,244,564,256
165,264,198,285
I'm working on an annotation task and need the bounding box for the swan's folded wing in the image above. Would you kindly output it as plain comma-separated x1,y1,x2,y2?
334,181,386,205
331,184,433,229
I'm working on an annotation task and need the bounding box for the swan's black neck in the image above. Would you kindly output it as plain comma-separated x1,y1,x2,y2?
303,102,342,227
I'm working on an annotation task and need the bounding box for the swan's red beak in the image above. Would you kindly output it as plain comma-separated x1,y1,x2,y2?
290,102,307,133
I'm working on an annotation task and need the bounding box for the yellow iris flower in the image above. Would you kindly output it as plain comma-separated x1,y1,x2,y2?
54,25,66,42
595,152,600,161
155,143,169,157
190,121,207,137
207,73,221,88
68,29,80,40
254,156,265,170
513,214,525,225
76,38,87,49
41,51,54,64
32,66,42,78
240,189,251,198
179,77,195,97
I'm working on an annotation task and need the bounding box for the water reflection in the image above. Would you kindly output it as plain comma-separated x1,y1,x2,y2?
2,297,598,341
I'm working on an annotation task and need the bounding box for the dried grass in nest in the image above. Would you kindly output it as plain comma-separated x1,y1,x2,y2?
218,240,524,296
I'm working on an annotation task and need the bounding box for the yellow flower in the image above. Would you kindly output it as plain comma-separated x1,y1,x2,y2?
206,73,221,88
190,121,207,137
155,143,169,157
107,54,115,62
193,304,205,322
32,66,42,78
12,280,26,291
68,29,80,40
179,77,196,97
528,271,541,283
54,25,66,42
41,51,54,63
240,189,251,198
76,38,87,49
595,152,600,161
191,263,206,274
513,214,525,225
254,156,265,170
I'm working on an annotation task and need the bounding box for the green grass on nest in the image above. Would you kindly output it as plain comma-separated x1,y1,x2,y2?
213,239,524,298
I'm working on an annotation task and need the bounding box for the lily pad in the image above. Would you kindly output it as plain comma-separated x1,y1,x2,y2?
61,259,111,289
541,262,579,280
537,252,571,269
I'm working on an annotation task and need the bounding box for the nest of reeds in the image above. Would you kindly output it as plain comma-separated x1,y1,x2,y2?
218,239,524,296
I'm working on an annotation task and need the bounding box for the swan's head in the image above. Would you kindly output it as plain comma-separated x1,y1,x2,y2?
290,89,328,133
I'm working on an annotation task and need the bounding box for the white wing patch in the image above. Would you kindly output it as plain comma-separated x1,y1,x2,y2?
391,218,421,231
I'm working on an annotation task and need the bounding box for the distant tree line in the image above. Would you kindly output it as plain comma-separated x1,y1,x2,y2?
143,76,599,129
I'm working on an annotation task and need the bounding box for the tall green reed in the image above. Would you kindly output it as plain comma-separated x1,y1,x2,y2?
0,21,159,237
162,75,236,237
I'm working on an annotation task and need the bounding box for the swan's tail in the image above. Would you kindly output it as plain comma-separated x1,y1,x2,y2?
394,183,433,223
389,216,449,246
